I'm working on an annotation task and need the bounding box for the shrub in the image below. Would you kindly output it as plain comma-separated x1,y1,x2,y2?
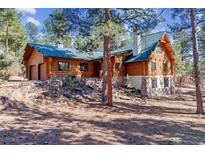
0,72,10,80
125,74,132,89
0,54,11,82
64,75,79,89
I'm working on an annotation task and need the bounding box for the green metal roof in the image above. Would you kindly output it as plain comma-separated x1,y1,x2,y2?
27,31,166,62
27,43,131,61
27,43,103,60
124,42,158,63
124,31,165,63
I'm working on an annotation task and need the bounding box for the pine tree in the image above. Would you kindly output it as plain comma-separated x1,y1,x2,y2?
189,8,204,114
170,8,204,114
173,31,193,85
25,22,39,42
0,54,11,81
0,9,26,58
103,8,112,105
44,8,72,47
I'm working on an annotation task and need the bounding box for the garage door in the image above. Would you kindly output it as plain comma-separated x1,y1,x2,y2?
38,63,47,80
30,65,37,80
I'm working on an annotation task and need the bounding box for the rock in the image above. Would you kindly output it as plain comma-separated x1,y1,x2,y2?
0,96,18,111
0,77,143,106
37,130,58,144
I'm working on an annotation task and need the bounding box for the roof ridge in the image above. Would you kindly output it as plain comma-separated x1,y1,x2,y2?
142,31,166,37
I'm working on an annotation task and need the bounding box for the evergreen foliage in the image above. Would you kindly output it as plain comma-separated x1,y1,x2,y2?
0,8,26,59
0,54,11,81
25,21,39,42
44,9,72,47
63,8,162,52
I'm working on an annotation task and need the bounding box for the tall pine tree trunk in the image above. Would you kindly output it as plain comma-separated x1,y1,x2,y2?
204,49,205,61
102,35,107,103
189,8,204,114
5,20,9,53
103,8,112,106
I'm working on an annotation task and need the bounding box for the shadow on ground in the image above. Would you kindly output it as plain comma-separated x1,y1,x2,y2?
0,95,205,145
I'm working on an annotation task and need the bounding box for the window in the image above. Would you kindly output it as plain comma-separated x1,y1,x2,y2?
151,62,157,71
80,63,88,72
152,79,157,88
164,78,169,87
163,63,168,72
115,63,120,72
58,62,69,71
155,47,163,54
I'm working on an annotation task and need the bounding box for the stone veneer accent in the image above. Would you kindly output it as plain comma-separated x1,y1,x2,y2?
113,76,175,97
141,76,175,97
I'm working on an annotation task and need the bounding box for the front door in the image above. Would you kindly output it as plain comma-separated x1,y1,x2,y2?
93,61,101,77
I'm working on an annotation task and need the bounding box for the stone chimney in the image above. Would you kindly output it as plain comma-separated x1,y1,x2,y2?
132,29,142,56
56,40,63,49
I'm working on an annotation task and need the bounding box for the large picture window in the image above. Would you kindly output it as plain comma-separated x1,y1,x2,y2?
80,63,88,72
58,62,69,71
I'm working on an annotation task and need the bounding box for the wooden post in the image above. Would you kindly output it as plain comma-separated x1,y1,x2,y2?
47,57,53,78
24,60,28,78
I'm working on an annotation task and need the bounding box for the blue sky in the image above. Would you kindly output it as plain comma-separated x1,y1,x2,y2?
16,8,54,28
16,8,173,33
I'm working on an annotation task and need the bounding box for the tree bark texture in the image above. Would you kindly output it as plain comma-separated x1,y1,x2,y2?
189,8,204,114
103,8,113,106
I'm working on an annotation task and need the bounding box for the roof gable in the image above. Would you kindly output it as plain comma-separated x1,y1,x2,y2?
124,31,171,63
124,42,158,63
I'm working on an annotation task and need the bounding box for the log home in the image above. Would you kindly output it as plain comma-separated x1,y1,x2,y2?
23,31,175,96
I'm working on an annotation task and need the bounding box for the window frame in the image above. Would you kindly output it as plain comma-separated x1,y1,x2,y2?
58,61,69,71
80,63,88,72
151,62,157,72
151,79,158,88
163,63,168,72
115,63,121,72
164,77,169,88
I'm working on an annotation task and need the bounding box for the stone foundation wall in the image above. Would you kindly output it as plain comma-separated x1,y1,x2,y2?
141,76,175,97
113,76,175,97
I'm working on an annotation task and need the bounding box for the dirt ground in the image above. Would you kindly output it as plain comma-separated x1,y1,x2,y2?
0,80,205,145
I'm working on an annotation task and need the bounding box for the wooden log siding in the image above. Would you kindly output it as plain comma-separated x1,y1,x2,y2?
127,62,147,76
148,43,173,76
50,58,95,78
26,49,44,80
